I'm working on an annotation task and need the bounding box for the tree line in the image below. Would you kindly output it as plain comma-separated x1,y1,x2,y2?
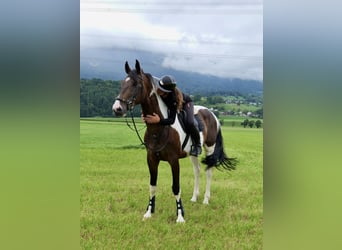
80,78,263,118
80,78,120,117
241,119,262,128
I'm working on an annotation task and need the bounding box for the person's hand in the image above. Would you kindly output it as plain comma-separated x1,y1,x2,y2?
143,113,160,124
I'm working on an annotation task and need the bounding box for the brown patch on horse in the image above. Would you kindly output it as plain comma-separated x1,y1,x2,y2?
197,109,218,147
145,126,187,161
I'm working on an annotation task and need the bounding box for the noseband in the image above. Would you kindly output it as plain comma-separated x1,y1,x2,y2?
115,96,136,112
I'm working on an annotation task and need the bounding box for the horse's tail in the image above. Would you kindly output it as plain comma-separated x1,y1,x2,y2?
202,128,237,171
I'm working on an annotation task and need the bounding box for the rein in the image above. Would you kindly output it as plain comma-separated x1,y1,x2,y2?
116,95,146,146
127,108,146,146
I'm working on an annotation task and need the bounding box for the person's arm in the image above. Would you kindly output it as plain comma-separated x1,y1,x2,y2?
144,106,176,125
159,105,177,125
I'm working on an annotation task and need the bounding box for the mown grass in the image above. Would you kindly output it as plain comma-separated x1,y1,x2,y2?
80,120,263,249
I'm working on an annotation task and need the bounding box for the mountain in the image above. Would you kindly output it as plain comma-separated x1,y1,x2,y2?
80,48,263,95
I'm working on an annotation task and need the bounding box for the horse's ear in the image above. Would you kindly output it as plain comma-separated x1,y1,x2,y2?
135,59,141,74
125,61,131,74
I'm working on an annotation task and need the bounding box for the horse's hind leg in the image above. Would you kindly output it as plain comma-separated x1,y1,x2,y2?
190,156,200,202
203,168,212,204
203,144,215,204
143,154,159,220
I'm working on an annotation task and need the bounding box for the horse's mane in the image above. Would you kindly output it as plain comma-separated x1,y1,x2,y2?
143,72,157,97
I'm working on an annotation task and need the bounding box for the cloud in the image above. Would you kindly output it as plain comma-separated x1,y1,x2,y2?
80,0,263,81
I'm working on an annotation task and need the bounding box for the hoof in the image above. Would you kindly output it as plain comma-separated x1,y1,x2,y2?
176,215,185,223
143,211,152,221
203,198,209,205
190,197,197,202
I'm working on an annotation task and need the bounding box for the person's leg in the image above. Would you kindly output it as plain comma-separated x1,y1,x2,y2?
185,102,202,156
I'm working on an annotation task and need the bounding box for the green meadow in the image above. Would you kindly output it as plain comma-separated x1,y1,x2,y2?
80,119,263,249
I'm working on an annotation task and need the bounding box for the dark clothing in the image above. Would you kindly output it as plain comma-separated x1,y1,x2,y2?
158,91,178,126
159,92,193,126
158,90,201,156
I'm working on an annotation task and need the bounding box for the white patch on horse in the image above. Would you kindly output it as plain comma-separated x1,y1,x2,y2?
125,77,131,82
204,144,215,156
143,209,152,220
175,191,185,223
203,168,212,204
194,105,207,115
149,77,158,96
150,77,169,119
176,212,185,223
154,91,168,118
143,185,157,221
112,99,121,111
190,156,200,202
172,116,188,147
150,185,157,197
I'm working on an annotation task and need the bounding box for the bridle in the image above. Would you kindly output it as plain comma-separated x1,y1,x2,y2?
115,96,136,112
115,76,145,145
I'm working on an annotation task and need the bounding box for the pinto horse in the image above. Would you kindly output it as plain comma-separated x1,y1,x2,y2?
112,60,236,223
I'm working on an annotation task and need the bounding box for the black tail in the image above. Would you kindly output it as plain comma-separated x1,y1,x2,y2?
202,128,237,171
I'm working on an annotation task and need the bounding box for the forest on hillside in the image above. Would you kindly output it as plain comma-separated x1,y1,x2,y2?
80,78,263,118
80,78,121,117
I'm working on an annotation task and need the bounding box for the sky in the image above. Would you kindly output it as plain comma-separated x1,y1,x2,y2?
80,0,263,81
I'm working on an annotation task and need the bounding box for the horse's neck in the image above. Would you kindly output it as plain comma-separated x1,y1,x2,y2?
141,75,167,119
141,97,161,117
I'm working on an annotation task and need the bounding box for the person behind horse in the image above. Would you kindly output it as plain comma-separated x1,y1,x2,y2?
142,75,202,157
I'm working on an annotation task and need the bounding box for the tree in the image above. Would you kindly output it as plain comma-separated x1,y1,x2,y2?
207,95,224,105
248,120,255,128
80,78,121,117
193,94,202,103
255,120,262,128
241,119,249,128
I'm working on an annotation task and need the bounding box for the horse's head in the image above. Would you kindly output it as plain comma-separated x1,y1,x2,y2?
113,60,145,117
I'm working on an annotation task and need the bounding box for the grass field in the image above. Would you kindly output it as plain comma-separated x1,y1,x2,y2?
80,119,263,249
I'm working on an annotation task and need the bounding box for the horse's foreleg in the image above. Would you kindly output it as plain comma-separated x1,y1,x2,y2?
175,191,185,223
170,159,185,223
143,185,157,220
190,156,200,202
203,168,212,204
143,155,159,221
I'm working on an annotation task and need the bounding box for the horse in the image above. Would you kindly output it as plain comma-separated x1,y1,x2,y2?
112,60,236,223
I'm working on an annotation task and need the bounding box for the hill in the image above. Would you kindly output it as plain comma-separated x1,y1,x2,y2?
80,48,263,96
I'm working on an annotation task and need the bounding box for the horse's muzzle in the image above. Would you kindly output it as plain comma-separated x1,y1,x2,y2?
113,100,127,117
